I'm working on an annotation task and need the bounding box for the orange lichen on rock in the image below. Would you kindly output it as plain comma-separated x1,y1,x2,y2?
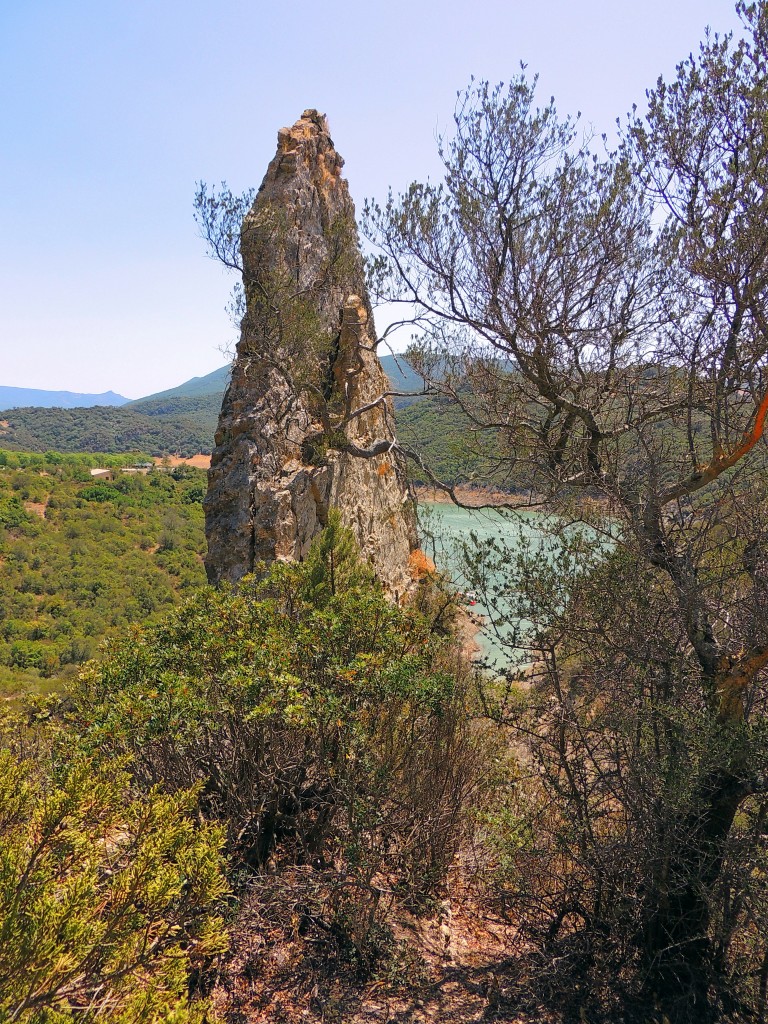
408,549,436,580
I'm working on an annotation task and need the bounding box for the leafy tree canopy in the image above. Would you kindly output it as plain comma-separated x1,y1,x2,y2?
365,4,768,1018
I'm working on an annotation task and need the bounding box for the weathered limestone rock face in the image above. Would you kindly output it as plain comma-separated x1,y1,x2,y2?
204,110,417,595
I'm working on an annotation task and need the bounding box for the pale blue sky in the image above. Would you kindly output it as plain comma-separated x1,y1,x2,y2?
0,0,744,398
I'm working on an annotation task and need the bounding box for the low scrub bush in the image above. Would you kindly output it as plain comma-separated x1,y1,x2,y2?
0,720,227,1022
71,514,491,953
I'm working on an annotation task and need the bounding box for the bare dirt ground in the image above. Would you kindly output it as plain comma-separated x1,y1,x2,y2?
23,500,48,519
154,454,211,469
209,866,557,1024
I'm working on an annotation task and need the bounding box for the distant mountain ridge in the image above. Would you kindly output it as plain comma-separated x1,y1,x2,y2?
0,386,129,411
0,356,427,459
0,355,421,413
129,356,422,407
127,365,231,404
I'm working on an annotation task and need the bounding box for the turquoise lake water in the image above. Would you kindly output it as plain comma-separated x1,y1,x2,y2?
418,502,608,668
418,502,551,667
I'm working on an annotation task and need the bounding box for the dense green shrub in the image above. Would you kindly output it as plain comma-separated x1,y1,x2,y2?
0,730,226,1022
77,483,121,502
71,516,489,947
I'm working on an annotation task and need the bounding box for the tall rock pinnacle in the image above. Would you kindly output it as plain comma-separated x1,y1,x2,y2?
204,110,417,594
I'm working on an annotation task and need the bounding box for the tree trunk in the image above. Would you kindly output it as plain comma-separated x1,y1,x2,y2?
641,768,745,1022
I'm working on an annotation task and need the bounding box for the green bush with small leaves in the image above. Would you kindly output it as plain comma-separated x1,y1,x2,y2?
72,515,488,939
0,452,208,694
0,733,226,1022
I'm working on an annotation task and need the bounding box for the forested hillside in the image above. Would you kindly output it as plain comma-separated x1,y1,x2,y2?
397,397,516,487
0,450,207,694
0,357,421,459
0,403,216,456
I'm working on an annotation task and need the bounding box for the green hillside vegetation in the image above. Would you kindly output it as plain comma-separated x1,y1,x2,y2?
125,392,221,432
0,517,489,1022
0,356,429,459
0,365,225,456
0,404,216,456
128,392,221,418
402,363,717,495
0,450,207,695
397,396,525,488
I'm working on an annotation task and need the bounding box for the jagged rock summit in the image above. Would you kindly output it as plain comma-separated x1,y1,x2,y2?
204,110,417,595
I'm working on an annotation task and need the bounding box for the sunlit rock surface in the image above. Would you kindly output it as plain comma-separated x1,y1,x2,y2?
204,110,417,595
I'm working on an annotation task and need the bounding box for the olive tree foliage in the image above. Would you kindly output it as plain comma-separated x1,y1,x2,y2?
365,77,667,496
194,182,255,334
365,4,768,1018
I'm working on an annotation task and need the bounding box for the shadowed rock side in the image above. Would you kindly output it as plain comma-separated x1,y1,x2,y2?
204,110,417,595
